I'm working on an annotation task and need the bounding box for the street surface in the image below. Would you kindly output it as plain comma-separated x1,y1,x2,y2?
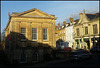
0,53,100,68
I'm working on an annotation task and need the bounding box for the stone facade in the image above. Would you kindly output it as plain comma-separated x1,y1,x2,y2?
65,25,74,48
73,10,100,50
65,17,77,49
5,8,57,63
55,22,66,42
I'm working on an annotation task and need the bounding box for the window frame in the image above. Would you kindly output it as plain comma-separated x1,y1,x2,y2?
76,28,80,36
20,28,26,41
43,28,48,41
85,27,88,35
32,28,37,41
93,24,98,34
20,52,27,63
32,53,38,62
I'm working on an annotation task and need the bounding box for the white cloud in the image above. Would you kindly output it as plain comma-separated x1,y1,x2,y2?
64,6,99,23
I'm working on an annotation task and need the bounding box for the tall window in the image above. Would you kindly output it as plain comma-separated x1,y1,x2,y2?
85,27,88,35
43,28,47,40
21,28,26,40
20,52,27,63
32,28,37,40
93,24,98,34
76,28,79,36
32,53,38,62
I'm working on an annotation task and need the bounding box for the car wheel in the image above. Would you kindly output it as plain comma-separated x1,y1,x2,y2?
79,57,82,61
89,55,92,59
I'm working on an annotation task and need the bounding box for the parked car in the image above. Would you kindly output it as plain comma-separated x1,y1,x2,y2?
56,41,69,50
70,49,92,61
90,46,100,53
64,47,72,52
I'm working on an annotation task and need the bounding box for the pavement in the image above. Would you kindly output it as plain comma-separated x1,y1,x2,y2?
0,52,100,68
18,58,70,67
16,53,100,68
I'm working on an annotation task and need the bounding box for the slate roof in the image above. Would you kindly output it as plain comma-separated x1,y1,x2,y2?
86,12,100,20
73,19,79,25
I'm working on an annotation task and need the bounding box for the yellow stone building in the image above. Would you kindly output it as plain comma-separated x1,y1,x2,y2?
73,10,100,50
5,8,57,63
55,22,66,42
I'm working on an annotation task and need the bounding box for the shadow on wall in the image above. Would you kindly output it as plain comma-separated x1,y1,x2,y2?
4,32,56,64
56,39,64,50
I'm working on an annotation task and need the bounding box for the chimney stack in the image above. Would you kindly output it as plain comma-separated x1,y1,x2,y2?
63,21,66,25
83,9,85,14
58,23,60,27
79,13,83,21
70,17,73,23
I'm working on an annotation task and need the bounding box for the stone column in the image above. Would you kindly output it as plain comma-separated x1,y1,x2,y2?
89,35,92,49
52,20,56,48
78,39,81,49
28,22,32,40
81,37,84,49
49,22,52,47
74,38,76,50
39,22,43,43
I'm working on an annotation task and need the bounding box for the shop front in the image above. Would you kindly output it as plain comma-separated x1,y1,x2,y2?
83,38,90,50
75,39,81,49
91,37,100,47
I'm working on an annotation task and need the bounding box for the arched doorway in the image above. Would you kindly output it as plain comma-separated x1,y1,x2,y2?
32,52,38,62
20,51,27,63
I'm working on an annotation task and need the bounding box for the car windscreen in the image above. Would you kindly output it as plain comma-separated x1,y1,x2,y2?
71,52,78,55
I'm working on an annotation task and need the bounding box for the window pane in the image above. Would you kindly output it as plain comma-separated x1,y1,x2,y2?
43,28,47,40
85,27,88,35
93,24,97,34
32,53,38,61
32,28,37,40
76,28,79,36
21,28,26,39
20,52,26,62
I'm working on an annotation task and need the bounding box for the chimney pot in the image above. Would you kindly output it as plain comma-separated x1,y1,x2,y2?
83,9,85,13
63,21,66,25
70,17,73,23
58,23,60,27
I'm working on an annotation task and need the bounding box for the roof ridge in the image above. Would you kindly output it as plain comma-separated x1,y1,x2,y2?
86,13,98,15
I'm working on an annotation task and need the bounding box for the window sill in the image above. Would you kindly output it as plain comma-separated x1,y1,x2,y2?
21,39,26,41
43,40,48,42
32,40,37,41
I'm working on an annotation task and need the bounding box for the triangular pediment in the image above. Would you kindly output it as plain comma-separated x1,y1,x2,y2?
16,8,55,18
21,11,48,17
78,13,90,24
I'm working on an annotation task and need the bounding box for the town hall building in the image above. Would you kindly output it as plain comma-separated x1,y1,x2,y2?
5,8,57,63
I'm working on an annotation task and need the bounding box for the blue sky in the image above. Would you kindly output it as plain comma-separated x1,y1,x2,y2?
1,1,99,32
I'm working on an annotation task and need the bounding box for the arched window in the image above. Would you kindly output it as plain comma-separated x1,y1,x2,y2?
20,51,27,63
32,52,38,62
